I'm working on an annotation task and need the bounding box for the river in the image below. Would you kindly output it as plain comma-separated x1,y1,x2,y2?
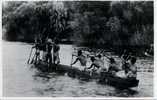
2,41,153,97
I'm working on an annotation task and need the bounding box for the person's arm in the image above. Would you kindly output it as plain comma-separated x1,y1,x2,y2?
32,44,37,48
32,45,35,48
87,63,94,69
72,53,78,57
71,58,79,65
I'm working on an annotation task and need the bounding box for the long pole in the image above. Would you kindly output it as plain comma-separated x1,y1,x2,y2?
27,47,33,64
70,51,74,68
30,50,36,64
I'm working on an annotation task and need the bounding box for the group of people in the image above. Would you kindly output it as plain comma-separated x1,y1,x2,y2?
31,38,137,79
32,38,60,65
71,49,137,79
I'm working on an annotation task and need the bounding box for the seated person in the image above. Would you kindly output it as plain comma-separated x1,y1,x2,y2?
71,50,87,70
121,51,132,74
126,57,137,80
108,58,119,76
96,54,106,72
121,60,130,74
87,56,105,76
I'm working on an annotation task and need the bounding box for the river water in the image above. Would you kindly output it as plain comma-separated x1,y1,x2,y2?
3,41,153,97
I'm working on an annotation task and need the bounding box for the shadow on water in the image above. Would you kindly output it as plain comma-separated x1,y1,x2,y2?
31,68,139,97
114,88,138,97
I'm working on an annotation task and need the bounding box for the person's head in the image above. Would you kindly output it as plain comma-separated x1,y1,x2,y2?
90,56,95,62
109,57,115,64
78,50,82,56
150,44,153,48
131,57,136,64
98,54,102,59
47,38,52,43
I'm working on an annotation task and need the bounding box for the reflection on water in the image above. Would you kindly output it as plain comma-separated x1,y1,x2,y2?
3,41,153,97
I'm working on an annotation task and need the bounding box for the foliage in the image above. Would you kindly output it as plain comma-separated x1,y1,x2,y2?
2,1,153,48
2,1,70,42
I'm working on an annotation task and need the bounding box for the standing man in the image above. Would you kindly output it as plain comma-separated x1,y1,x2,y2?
45,38,53,65
53,39,60,64
31,37,41,64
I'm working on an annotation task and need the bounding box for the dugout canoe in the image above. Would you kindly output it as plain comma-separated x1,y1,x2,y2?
32,61,139,89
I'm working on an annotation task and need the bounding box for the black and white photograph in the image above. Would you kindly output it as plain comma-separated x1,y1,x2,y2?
2,0,154,97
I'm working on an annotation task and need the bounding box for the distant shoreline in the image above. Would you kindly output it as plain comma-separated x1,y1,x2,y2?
3,40,154,58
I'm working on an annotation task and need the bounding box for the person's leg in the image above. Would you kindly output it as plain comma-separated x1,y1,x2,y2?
42,51,46,61
56,53,60,64
47,54,52,69
49,54,52,64
45,53,48,63
53,56,57,64
37,55,40,64
30,53,36,64
34,52,38,64
37,50,40,63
